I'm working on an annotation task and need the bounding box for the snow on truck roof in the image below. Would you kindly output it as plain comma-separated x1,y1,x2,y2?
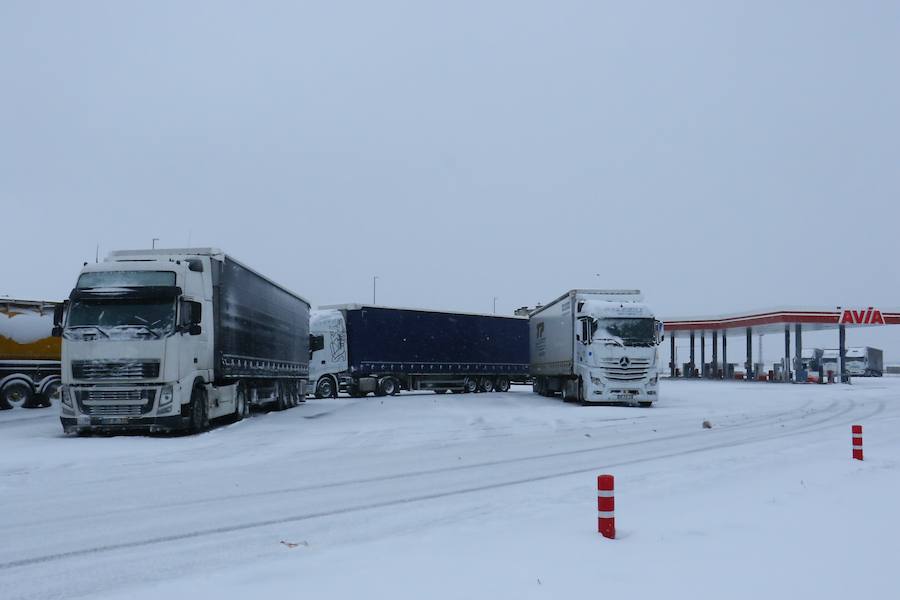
103,248,310,306
318,304,527,320
529,290,646,317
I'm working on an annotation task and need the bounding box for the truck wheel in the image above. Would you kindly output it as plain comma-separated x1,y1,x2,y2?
1,382,33,409
189,387,209,433
495,376,510,392
479,377,494,393
463,377,478,394
638,401,653,408
233,386,248,422
378,377,398,396
278,383,292,410
315,377,336,399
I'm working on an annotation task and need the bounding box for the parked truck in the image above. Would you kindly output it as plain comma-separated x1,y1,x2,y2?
1,299,62,409
309,305,529,397
54,248,310,434
845,346,883,377
529,290,662,405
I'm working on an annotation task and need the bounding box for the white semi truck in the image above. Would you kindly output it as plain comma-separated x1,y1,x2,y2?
54,248,310,434
845,347,883,377
529,290,662,406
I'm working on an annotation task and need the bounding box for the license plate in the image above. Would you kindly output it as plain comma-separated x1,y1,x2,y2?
616,394,634,401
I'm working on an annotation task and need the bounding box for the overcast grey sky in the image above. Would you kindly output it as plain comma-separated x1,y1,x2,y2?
2,1,898,360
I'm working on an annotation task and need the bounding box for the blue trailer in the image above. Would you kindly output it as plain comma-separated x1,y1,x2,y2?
309,305,529,397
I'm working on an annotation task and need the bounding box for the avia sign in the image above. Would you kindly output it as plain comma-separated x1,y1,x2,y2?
840,307,885,325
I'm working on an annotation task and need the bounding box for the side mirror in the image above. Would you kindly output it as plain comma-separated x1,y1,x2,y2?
180,300,203,332
189,301,202,325
53,303,64,326
51,326,63,338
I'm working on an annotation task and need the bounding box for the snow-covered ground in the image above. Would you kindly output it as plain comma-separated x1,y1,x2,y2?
2,379,899,599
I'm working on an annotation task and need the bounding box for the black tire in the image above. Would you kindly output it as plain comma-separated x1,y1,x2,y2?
495,377,510,393
378,377,398,397
189,386,209,433
276,383,291,410
463,377,478,394
232,386,247,422
350,387,365,398
638,401,653,408
1,382,33,410
40,380,61,407
315,376,336,399
479,377,495,393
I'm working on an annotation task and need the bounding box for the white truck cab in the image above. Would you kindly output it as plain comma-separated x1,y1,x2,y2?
531,290,662,405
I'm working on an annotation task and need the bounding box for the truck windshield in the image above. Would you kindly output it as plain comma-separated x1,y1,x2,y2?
67,299,176,337
593,318,656,347
846,357,865,363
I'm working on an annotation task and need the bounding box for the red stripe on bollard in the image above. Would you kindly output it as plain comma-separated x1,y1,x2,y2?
852,425,863,461
597,474,615,539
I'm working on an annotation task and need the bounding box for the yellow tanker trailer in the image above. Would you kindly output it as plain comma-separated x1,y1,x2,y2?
0,299,61,409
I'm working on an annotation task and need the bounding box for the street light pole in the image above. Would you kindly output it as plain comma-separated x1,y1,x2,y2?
493,297,498,314
373,276,379,305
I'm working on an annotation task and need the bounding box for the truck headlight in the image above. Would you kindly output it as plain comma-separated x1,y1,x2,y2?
590,376,603,386
650,375,658,385
157,385,174,414
60,386,73,408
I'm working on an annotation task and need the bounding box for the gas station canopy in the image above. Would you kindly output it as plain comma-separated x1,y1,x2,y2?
664,306,900,335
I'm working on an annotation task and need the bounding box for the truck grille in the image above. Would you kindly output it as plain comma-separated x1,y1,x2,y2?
81,403,145,416
76,389,156,416
601,358,650,381
72,360,161,380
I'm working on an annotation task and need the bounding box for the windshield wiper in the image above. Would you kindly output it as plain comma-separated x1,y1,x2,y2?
66,325,110,338
595,337,625,348
112,324,161,339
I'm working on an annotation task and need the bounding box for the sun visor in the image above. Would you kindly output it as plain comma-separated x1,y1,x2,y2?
69,286,183,301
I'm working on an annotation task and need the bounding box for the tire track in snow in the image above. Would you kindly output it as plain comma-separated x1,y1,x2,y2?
7,397,823,529
0,398,882,572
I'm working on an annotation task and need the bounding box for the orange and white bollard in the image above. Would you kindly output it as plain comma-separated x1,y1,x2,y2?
597,474,615,539
852,425,863,461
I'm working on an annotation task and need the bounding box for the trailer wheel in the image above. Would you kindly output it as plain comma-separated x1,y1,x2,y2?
479,377,494,393
232,386,247,422
495,376,510,392
463,377,478,394
188,386,209,433
0,382,33,410
315,376,336,399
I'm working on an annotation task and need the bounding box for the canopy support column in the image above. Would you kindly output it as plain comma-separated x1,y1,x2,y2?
745,328,753,380
689,331,695,378
670,332,676,378
784,326,791,383
722,332,728,379
712,330,718,378
700,332,706,378
839,324,848,383
794,324,803,383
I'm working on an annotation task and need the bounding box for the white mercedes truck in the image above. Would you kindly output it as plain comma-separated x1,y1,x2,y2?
54,248,310,434
529,290,662,406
